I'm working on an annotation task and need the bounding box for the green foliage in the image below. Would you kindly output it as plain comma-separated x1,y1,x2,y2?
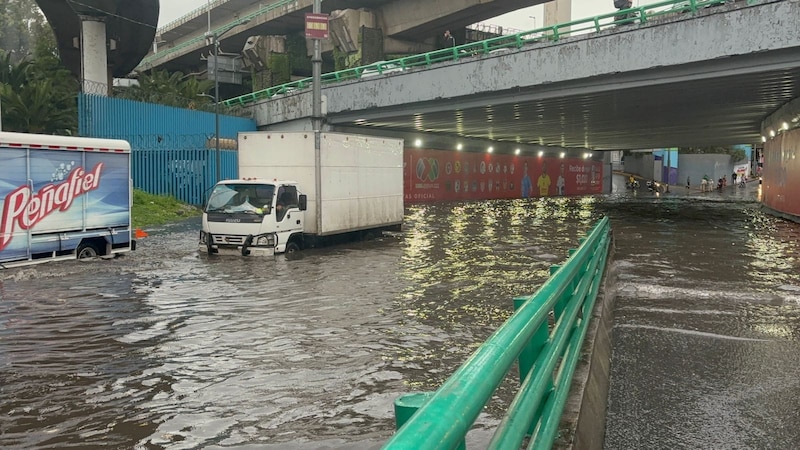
729,148,747,162
0,0,48,61
286,33,312,76
132,189,201,228
679,146,747,162
268,53,291,85
0,50,79,134
114,69,215,109
0,2,78,134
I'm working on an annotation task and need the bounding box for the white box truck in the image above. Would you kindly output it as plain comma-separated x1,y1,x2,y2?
199,132,404,255
0,131,135,268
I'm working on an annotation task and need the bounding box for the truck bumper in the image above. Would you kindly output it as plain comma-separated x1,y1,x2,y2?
201,245,275,257
199,231,276,257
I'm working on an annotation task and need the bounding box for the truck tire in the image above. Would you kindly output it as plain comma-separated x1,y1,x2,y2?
76,242,102,259
285,242,300,253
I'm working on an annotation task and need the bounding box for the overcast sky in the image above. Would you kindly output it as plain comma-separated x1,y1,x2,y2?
158,0,626,31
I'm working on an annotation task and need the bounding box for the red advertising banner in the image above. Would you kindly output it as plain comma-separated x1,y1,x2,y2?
762,131,800,218
403,148,603,203
305,13,329,39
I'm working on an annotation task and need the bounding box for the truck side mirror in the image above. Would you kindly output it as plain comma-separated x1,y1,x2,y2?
298,194,307,211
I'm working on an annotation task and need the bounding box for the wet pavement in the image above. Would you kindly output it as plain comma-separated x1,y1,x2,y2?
604,177,800,449
1,176,798,449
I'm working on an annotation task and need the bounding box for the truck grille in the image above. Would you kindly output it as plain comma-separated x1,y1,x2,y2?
212,235,246,245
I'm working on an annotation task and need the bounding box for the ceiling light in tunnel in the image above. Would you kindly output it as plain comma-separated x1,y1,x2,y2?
414,139,422,147
488,146,494,153
769,129,775,138
761,136,767,143
782,122,789,130
538,150,544,157
515,148,521,155
456,143,463,151
560,152,566,158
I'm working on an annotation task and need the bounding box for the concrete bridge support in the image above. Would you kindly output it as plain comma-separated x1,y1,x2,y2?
79,16,110,96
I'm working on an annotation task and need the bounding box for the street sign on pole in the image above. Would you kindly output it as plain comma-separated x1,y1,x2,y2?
305,13,329,39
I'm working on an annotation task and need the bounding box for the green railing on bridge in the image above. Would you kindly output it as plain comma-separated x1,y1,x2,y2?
384,216,612,450
222,0,736,107
140,0,299,69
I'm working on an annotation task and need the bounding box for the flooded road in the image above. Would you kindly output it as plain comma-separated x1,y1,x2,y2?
603,183,800,449
1,178,799,449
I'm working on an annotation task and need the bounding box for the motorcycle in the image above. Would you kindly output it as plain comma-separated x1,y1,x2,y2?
646,180,662,192
626,179,640,189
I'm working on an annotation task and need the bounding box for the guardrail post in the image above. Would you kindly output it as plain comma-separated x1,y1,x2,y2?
513,295,552,436
394,392,466,450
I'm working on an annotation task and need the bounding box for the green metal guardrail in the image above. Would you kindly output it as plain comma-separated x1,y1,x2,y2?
139,0,299,69
156,0,231,36
384,216,612,450
222,0,735,107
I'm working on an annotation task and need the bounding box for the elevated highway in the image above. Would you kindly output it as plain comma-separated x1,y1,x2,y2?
243,0,800,152
137,0,543,74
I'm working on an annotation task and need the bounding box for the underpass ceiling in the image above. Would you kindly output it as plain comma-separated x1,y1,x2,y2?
331,58,800,151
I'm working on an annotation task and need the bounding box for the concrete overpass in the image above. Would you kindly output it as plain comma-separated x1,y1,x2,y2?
243,0,800,152
37,0,159,94
137,0,544,74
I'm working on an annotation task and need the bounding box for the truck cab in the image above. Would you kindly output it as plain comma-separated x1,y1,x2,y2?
199,179,307,256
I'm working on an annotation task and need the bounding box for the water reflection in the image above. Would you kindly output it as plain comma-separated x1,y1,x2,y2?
1,185,799,449
604,188,800,449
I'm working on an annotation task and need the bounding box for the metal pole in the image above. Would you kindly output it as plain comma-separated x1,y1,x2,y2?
312,0,323,234
214,33,221,182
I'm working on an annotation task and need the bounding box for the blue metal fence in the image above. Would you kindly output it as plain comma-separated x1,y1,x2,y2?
78,93,256,205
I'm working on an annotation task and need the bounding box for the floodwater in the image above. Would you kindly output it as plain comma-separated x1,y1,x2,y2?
1,177,798,449
604,181,800,449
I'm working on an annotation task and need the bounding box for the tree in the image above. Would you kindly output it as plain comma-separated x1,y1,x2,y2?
0,0,48,62
1,48,79,134
114,69,215,110
0,1,79,134
679,146,747,162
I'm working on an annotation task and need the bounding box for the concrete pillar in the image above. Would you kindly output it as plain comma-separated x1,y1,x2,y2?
544,0,572,32
79,16,109,96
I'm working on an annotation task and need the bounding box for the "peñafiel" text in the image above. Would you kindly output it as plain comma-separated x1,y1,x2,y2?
0,163,104,251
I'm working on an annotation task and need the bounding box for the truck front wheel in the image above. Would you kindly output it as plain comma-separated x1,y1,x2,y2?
285,242,300,253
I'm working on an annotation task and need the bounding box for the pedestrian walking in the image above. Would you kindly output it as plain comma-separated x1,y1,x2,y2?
443,30,456,48
686,176,690,190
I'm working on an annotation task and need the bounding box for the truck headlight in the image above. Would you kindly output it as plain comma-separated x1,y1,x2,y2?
255,234,274,246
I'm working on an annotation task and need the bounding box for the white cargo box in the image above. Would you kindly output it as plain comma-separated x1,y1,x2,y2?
238,132,404,235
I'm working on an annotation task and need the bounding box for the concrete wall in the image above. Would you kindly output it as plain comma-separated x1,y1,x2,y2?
677,153,737,187
557,238,616,450
762,127,800,221
622,153,655,180
625,152,744,187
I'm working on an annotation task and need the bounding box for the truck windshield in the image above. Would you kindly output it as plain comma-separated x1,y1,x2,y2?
206,183,274,214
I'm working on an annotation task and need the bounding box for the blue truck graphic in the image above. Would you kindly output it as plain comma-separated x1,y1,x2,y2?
0,131,135,268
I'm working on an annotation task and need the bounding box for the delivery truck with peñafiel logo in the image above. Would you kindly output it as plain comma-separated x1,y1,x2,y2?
0,131,135,268
199,132,404,256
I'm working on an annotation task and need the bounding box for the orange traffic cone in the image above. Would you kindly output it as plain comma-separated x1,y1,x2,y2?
135,228,149,238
